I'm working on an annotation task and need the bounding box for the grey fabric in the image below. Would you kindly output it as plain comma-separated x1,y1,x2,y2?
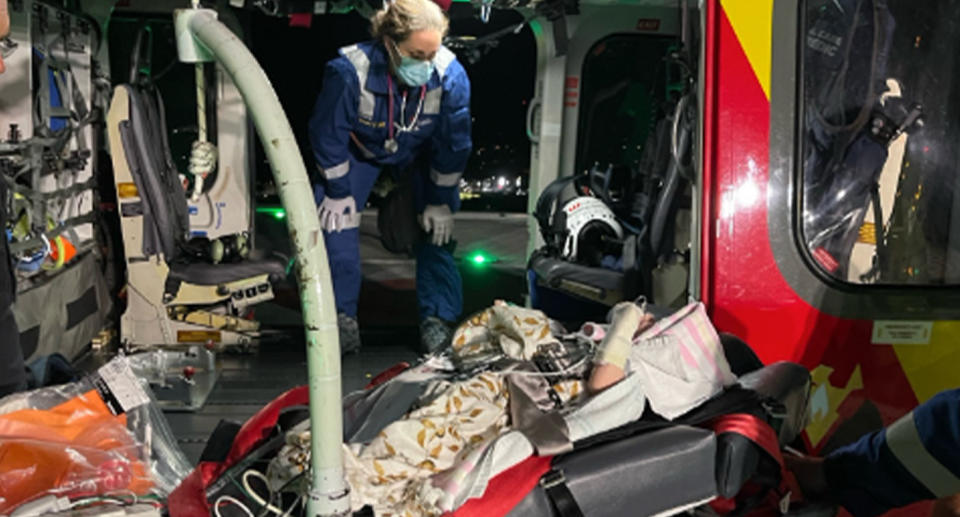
507,370,572,456
12,252,111,363
0,308,25,395
167,258,287,286
342,380,430,444
121,85,190,259
0,178,24,393
507,426,717,517
737,361,811,445
118,115,162,257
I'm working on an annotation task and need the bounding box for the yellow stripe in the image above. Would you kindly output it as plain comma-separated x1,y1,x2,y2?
858,223,877,244
893,321,960,403
720,0,773,100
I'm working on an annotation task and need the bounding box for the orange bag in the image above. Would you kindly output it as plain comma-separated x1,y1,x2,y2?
0,389,152,513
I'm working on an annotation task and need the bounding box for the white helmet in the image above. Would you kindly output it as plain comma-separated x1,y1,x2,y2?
559,196,624,263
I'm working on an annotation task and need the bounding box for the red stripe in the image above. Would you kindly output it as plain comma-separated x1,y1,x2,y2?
365,362,411,389
711,413,784,468
449,455,553,517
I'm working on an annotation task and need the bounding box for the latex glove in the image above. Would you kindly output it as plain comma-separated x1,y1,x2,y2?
318,196,359,233
420,204,454,246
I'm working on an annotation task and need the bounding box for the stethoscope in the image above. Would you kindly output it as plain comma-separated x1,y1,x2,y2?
384,73,426,154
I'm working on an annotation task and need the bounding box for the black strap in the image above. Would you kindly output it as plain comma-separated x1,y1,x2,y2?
540,469,585,517
869,182,886,272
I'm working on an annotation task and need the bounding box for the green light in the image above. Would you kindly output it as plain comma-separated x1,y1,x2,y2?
256,206,286,220
467,251,496,266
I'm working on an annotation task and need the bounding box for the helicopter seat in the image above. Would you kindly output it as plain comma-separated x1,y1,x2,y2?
106,82,286,352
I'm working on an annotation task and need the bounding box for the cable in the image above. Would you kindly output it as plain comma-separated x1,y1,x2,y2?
241,470,286,516
280,496,303,517
214,495,254,517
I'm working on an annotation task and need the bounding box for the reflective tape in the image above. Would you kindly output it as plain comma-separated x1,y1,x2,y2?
321,160,350,180
430,169,461,187
886,411,960,498
434,46,456,79
424,87,442,115
341,44,376,119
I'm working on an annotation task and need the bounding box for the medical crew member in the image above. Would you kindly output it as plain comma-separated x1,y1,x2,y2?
309,0,471,354
0,0,27,398
789,388,960,516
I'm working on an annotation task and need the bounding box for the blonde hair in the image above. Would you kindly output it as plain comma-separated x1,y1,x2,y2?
370,0,449,43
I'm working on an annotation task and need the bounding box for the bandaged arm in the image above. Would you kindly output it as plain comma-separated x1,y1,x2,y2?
587,302,644,394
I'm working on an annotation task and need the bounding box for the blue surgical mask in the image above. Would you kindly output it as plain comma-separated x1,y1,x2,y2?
391,41,435,86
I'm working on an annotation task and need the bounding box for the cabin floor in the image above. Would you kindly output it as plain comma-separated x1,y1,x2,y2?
108,209,530,464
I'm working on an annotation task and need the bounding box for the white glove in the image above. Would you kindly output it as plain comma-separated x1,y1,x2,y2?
420,204,454,246
318,196,359,232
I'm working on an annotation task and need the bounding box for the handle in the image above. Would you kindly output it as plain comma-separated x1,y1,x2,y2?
526,97,542,144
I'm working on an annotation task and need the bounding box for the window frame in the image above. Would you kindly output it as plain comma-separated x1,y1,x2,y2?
767,0,960,320
573,32,681,177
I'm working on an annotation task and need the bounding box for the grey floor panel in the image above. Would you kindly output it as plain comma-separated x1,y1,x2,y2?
165,333,418,465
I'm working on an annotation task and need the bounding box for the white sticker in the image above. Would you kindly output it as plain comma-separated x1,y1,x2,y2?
541,123,562,138
98,359,150,413
871,321,933,345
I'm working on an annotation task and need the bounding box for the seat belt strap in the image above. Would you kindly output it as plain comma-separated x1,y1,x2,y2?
540,469,585,517
710,413,784,469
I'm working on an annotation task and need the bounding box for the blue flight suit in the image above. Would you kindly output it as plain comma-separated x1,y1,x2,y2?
824,388,960,516
308,41,471,322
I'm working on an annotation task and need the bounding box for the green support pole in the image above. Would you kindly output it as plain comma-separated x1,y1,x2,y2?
175,8,350,516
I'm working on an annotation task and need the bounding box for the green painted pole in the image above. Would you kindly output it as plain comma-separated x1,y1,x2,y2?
177,9,350,516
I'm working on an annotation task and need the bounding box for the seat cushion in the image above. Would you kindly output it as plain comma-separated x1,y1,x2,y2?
530,255,626,306
168,258,287,286
507,425,717,517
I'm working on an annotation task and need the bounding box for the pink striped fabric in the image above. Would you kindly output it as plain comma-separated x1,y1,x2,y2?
638,302,735,387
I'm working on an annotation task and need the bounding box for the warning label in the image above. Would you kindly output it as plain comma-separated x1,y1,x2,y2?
871,321,933,345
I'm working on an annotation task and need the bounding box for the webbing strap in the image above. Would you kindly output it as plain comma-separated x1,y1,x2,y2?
711,413,784,469
540,469,585,517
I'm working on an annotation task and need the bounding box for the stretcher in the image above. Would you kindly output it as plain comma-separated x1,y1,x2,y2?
169,350,825,517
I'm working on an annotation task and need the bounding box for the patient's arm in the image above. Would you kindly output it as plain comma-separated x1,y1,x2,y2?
586,302,654,394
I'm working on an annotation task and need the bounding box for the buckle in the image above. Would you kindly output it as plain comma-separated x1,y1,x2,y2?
540,469,566,490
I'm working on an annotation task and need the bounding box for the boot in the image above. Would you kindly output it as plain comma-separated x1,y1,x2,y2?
338,313,362,355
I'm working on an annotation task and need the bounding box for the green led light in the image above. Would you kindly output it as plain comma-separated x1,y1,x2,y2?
467,251,495,266
256,206,286,220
